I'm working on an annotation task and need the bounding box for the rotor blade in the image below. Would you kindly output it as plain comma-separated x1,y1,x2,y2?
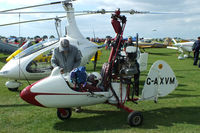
0,10,107,15
145,11,183,15
80,9,183,15
0,1,65,12
0,9,183,15
0,9,149,15
0,11,67,14
76,9,150,15
0,16,66,26
0,8,183,27
0,13,89,27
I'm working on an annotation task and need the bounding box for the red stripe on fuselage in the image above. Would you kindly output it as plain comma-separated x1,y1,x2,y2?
20,77,89,107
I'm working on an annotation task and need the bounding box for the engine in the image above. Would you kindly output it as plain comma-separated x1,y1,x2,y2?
113,46,140,78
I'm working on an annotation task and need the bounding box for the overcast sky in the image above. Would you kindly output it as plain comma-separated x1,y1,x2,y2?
0,0,200,39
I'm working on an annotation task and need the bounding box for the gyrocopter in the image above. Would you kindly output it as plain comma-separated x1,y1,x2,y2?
0,0,149,91
20,0,178,127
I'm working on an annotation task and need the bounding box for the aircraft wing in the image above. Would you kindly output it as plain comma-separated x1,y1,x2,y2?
167,46,178,50
138,43,166,48
139,45,152,48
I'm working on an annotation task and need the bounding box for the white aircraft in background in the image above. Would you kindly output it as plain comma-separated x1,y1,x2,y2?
0,2,103,91
167,39,194,60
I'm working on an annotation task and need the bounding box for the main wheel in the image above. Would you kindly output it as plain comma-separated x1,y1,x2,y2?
128,111,143,126
57,108,72,121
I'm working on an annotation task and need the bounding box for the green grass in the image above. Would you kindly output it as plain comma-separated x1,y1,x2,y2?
0,48,200,133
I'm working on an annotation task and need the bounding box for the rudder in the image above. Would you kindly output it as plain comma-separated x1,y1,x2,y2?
140,60,178,102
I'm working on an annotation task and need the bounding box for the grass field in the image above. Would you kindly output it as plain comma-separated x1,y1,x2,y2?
0,48,200,133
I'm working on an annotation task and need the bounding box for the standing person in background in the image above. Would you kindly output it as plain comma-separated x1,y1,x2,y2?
104,36,112,50
123,36,135,51
192,37,200,68
124,36,140,96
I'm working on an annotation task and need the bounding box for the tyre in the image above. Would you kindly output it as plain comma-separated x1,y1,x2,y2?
127,111,143,126
57,108,72,121
8,87,18,91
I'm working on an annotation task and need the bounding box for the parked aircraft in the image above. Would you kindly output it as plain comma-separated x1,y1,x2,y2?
0,39,18,54
167,38,194,59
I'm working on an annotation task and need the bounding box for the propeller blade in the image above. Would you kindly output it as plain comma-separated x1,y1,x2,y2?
0,1,65,13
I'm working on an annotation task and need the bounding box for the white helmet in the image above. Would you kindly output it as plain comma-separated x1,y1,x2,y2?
87,72,102,86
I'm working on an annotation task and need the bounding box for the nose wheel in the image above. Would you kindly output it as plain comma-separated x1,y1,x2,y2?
6,80,21,91
127,111,143,126
8,87,19,91
57,108,72,120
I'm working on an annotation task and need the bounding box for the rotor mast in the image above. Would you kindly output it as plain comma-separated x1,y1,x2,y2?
62,1,84,39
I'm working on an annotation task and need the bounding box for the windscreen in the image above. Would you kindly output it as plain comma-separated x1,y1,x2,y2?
15,39,58,59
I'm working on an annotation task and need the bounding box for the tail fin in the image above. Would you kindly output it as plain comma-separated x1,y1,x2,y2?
140,60,178,102
163,37,172,46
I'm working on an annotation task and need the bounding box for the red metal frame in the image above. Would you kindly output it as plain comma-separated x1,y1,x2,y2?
106,11,141,113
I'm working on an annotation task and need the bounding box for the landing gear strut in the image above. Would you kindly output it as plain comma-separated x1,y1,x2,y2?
114,104,143,126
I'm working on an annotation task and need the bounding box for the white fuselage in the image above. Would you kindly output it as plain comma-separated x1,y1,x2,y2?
0,38,98,80
174,42,193,53
20,67,127,107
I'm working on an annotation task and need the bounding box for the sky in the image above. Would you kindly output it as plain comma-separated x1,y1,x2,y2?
0,0,200,39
